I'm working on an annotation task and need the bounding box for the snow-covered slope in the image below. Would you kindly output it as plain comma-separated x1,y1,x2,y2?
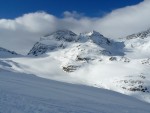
1,29,150,109
28,30,124,72
2,55,149,103
123,28,150,58
0,47,18,58
0,69,150,113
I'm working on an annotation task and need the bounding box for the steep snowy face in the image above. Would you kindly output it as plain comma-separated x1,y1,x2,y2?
76,30,124,56
28,30,77,56
43,30,77,42
28,30,125,72
0,47,18,58
28,30,121,57
79,30,110,45
124,29,150,58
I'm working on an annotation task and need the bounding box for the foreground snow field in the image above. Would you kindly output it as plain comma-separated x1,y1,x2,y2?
0,70,150,113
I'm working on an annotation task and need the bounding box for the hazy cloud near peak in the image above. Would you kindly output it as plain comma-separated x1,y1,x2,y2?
0,0,150,54
96,0,150,38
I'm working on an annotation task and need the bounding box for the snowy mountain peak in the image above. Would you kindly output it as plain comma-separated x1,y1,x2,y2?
82,30,104,37
126,28,150,40
28,30,125,73
28,30,78,56
79,30,110,45
42,29,77,42
44,29,77,36
28,30,113,56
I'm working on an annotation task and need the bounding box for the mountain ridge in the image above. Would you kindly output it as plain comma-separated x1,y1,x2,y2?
1,28,150,104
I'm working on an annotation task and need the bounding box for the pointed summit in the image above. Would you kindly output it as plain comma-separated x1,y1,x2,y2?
87,30,104,37
79,30,110,45
39,29,77,43
51,29,77,36
28,29,77,56
81,30,103,37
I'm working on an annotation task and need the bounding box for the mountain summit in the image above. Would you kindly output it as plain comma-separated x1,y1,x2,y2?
28,30,121,56
28,30,78,56
43,30,77,42
28,30,125,72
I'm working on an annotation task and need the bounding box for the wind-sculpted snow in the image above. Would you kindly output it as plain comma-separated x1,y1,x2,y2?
0,71,150,113
1,54,150,103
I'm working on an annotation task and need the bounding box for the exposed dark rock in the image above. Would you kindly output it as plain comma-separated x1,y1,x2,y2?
115,74,149,93
120,57,130,63
62,65,80,72
141,58,150,65
109,57,117,61
76,56,93,62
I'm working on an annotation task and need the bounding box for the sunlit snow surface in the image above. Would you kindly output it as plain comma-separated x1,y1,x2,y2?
0,70,150,113
1,30,150,112
2,55,150,103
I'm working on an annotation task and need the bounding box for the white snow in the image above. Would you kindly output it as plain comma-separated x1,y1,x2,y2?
0,52,150,103
1,29,150,112
123,36,150,59
0,70,150,113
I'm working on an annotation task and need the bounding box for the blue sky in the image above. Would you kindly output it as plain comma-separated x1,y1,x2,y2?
0,0,143,18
